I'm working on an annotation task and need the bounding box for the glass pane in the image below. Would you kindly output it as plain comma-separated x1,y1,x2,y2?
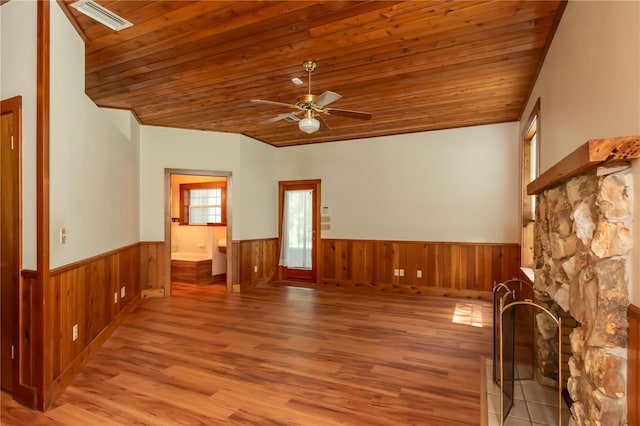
189,206,223,224
187,187,224,224
530,132,537,217
189,206,207,224
280,190,313,269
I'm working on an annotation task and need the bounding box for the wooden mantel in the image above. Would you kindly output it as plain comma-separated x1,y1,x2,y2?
528,136,640,195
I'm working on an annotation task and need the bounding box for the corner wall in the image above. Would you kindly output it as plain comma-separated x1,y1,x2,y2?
519,0,640,305
519,0,640,172
138,126,278,243
49,2,140,269
277,122,520,244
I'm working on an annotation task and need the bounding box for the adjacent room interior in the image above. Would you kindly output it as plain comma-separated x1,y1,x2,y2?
1,1,639,425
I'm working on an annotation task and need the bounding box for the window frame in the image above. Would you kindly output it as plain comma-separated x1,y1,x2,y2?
179,181,227,226
521,98,540,268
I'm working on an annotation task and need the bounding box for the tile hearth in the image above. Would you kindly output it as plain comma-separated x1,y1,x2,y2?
484,359,571,426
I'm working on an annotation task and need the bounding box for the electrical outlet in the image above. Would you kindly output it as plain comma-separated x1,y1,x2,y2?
72,324,78,341
121,286,125,298
254,265,258,273
417,270,423,278
114,292,118,304
393,269,399,276
399,269,405,277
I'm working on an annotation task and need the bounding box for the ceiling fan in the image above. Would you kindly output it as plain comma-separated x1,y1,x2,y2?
251,61,372,134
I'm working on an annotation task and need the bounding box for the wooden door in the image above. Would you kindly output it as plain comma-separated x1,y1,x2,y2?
1,97,21,392
278,180,320,283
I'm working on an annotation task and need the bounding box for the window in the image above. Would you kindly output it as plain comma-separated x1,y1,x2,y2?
522,99,540,267
179,181,226,226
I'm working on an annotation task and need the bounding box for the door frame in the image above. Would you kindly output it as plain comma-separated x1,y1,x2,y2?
1,95,23,394
164,169,233,294
277,179,321,283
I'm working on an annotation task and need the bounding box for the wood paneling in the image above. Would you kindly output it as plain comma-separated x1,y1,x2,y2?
629,304,640,426
17,245,140,410
321,239,520,299
139,242,168,295
17,270,38,408
146,238,278,297
231,238,278,290
170,259,213,284
57,1,565,147
48,244,140,405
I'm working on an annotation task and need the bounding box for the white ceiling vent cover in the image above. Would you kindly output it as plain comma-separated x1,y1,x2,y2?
70,0,133,31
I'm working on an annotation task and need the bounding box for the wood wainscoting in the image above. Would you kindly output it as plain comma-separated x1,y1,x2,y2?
17,270,39,408
320,239,520,299
140,239,279,293
17,244,140,410
231,238,278,290
139,241,168,297
629,304,640,426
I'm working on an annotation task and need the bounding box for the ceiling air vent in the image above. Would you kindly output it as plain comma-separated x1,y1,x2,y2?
70,0,133,31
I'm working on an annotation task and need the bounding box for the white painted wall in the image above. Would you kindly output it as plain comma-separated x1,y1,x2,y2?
520,0,640,172
0,0,38,269
277,123,520,243
139,126,278,242
49,2,140,268
238,137,279,239
520,0,640,304
102,107,139,142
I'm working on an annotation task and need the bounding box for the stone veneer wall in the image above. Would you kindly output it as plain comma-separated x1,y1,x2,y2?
533,167,631,425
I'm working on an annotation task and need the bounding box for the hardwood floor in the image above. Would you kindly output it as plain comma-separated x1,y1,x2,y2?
1,285,492,425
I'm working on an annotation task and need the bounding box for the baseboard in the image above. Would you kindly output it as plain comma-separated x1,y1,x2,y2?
319,279,493,301
12,383,38,411
46,295,139,408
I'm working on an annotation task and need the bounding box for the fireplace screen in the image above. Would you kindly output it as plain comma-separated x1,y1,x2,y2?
494,282,564,426
499,290,515,422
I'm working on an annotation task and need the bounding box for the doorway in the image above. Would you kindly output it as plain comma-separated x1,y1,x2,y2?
278,180,321,283
164,169,232,295
1,96,22,393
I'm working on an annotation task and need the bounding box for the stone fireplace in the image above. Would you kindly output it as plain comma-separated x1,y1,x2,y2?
528,136,640,425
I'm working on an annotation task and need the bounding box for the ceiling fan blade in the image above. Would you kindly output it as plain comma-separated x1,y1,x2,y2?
251,99,297,109
315,91,342,108
326,108,372,120
317,114,331,131
262,112,301,124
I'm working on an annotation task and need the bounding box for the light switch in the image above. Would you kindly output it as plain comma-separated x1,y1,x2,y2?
60,227,67,244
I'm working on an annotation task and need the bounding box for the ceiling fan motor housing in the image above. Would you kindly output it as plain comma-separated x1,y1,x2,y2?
296,94,316,111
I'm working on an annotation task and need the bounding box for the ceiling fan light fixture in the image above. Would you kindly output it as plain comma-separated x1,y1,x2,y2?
299,117,320,134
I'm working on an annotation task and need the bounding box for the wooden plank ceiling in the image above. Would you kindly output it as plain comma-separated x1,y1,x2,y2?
60,0,565,147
